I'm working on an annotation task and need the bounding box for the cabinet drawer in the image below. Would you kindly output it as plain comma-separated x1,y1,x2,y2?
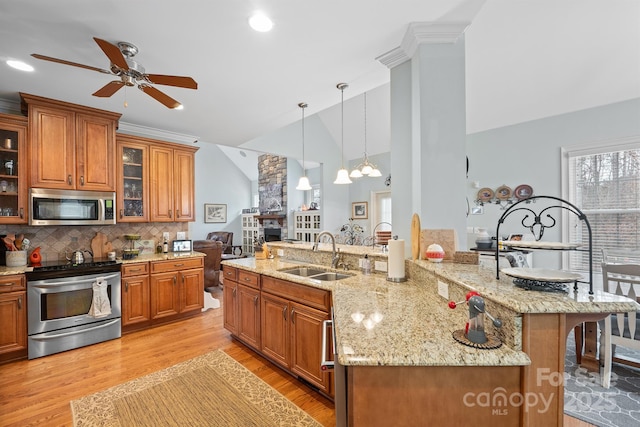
223,266,238,281
261,276,330,312
238,270,260,289
121,262,149,277
151,257,204,274
0,274,25,293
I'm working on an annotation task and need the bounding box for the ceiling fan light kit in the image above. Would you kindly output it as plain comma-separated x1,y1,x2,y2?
334,82,352,185
32,37,197,109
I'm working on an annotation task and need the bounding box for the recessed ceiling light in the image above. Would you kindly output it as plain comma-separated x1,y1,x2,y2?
249,13,273,32
6,60,34,72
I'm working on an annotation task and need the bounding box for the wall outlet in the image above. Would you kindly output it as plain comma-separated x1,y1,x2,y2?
163,232,170,241
277,249,284,256
374,261,387,272
437,280,449,299
358,258,365,268
176,232,186,240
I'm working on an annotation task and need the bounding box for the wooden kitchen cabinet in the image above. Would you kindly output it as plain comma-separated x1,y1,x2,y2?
150,257,204,320
21,93,121,191
116,135,149,222
121,262,151,330
0,274,27,363
0,113,28,224
224,270,333,396
149,144,197,222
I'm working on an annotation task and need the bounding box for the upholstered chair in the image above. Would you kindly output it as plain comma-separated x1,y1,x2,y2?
193,240,223,291
206,231,233,254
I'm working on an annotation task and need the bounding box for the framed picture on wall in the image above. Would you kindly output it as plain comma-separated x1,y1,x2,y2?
204,203,227,223
352,201,368,219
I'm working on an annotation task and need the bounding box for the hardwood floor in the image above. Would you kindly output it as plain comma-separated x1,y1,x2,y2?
0,286,594,427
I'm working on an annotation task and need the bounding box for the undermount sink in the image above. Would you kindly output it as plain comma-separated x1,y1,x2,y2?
279,266,353,281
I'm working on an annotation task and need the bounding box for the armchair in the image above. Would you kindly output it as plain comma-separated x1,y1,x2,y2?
193,240,223,291
206,231,233,254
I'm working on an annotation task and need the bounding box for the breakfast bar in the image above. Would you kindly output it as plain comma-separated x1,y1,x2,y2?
222,242,636,426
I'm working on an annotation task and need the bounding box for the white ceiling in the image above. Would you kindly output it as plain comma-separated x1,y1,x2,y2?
1,0,638,171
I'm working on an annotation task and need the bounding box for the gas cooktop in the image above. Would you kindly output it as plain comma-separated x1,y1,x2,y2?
26,258,121,280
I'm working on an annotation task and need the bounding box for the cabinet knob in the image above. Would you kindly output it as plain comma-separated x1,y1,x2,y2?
176,209,180,218
291,308,296,323
173,275,177,286
120,209,124,219
125,281,129,291
253,295,258,306
80,176,84,186
68,175,72,185
282,306,287,321
168,210,172,218
19,208,23,219
18,296,22,310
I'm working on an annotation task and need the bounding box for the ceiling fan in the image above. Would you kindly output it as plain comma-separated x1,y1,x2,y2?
32,37,198,109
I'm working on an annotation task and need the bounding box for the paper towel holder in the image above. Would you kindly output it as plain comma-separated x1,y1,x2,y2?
387,236,407,283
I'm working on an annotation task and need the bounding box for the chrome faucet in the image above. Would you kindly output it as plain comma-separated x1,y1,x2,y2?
313,231,340,268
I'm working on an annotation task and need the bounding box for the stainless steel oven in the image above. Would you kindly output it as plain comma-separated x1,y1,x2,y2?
26,262,121,359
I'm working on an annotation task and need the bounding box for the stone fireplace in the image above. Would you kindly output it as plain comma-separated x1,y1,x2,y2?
258,154,288,241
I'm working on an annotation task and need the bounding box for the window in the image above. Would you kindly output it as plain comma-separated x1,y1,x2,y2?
563,137,640,273
371,190,392,231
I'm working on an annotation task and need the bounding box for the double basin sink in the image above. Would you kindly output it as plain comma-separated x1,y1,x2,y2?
278,266,353,281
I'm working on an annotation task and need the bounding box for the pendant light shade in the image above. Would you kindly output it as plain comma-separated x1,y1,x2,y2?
334,83,352,184
296,102,312,191
350,92,382,179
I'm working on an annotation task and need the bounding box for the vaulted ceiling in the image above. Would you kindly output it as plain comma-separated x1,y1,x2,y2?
1,0,638,167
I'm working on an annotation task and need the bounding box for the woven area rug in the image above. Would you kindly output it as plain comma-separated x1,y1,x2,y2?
564,334,640,426
70,350,322,427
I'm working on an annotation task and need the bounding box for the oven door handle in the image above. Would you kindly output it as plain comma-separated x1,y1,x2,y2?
321,319,335,370
29,318,120,340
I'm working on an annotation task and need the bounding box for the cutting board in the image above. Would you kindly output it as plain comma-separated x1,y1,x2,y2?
411,213,421,260
91,232,108,259
420,229,458,261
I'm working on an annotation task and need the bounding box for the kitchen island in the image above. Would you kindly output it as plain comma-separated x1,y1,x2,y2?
222,244,636,427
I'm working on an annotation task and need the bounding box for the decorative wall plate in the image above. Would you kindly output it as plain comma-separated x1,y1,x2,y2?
495,185,512,200
501,267,582,283
477,187,494,202
514,184,534,200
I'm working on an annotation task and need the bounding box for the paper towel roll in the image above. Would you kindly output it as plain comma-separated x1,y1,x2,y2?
387,239,405,280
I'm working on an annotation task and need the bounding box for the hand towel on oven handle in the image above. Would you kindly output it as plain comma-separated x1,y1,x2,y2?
88,277,111,318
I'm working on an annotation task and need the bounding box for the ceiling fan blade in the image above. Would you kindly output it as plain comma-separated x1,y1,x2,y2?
31,54,112,74
139,85,181,109
93,81,125,97
93,37,129,70
145,74,198,90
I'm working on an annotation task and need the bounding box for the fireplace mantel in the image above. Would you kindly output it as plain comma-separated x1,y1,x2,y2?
255,214,286,226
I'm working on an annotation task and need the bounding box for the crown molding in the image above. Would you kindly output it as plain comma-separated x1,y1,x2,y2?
118,122,200,145
377,21,470,69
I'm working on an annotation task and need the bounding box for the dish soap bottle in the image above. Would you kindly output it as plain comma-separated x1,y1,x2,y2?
362,254,371,275
163,238,169,254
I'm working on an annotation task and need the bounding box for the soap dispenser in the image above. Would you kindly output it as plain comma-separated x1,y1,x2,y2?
362,254,371,275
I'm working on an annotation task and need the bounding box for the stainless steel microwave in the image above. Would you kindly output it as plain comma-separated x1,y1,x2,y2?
29,188,116,226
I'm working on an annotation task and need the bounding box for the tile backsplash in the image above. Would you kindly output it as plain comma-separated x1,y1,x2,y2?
0,223,188,264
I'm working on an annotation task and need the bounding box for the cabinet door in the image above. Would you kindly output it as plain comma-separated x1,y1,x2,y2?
179,268,204,314
173,149,195,221
0,291,27,357
122,275,150,326
76,113,116,191
149,146,174,222
238,284,260,350
150,272,180,319
0,114,28,223
260,292,290,369
117,139,149,222
29,105,75,189
223,280,238,335
290,301,332,394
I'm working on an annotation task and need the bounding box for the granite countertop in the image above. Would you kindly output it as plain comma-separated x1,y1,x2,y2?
222,256,637,368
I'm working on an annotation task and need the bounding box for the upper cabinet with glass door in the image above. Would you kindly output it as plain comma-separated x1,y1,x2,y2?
0,113,27,224
116,135,149,222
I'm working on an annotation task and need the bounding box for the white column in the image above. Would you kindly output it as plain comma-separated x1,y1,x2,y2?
379,22,470,251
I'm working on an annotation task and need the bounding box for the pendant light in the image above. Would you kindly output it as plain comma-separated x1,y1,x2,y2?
334,83,352,184
350,92,382,178
296,102,312,191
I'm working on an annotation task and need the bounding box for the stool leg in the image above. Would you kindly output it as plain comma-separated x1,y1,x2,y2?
574,324,583,364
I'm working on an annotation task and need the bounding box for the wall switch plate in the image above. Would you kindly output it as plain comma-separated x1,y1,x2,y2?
437,280,449,299
358,258,365,268
277,249,284,256
176,232,186,240
374,261,388,272
163,232,170,241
